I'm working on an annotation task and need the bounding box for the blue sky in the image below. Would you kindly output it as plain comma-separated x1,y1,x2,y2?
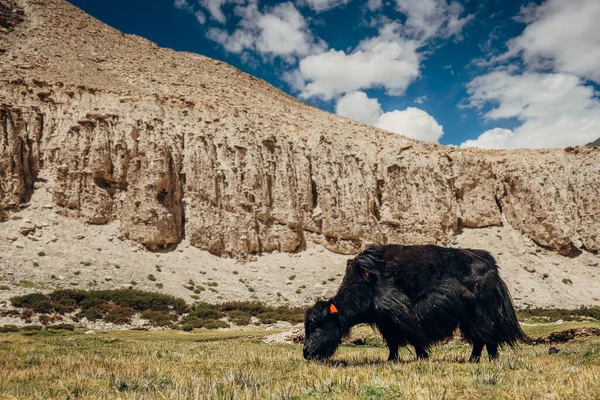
69,0,600,148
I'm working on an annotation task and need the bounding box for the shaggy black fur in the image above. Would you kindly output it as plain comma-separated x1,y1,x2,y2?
303,244,530,362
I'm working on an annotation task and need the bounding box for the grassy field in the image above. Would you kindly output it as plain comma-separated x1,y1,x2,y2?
1,322,599,399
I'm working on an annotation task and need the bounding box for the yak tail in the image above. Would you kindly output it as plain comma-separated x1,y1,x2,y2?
490,276,532,346
472,266,532,346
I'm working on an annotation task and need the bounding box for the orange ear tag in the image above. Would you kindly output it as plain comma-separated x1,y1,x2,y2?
329,303,339,314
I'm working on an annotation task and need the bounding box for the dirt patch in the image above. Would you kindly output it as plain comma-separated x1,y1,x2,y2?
534,328,600,344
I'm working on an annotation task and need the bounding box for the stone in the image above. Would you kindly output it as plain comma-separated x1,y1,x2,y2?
18,220,36,236
72,234,85,240
524,266,536,273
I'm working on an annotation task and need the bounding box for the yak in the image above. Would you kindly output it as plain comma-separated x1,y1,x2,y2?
303,244,530,362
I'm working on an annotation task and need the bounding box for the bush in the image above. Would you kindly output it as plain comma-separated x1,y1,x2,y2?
141,310,177,327
11,289,190,326
104,306,136,325
147,274,157,282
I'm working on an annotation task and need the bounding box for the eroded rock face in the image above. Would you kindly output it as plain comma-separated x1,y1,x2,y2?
0,0,598,257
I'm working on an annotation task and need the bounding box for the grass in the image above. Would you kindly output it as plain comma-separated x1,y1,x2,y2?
16,280,47,289
0,324,598,399
0,285,9,290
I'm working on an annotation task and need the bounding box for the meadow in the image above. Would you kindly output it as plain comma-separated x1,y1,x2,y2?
1,322,599,399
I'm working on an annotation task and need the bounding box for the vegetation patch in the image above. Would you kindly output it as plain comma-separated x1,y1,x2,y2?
9,290,305,329
517,306,600,322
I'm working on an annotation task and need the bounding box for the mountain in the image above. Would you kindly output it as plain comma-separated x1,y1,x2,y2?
586,138,600,146
1,0,599,261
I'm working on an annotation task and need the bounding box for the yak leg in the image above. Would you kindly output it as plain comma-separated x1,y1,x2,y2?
414,344,429,360
375,290,427,362
486,343,499,360
387,342,399,362
469,341,484,363
378,323,401,362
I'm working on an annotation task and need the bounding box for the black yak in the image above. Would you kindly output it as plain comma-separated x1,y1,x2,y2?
303,244,530,362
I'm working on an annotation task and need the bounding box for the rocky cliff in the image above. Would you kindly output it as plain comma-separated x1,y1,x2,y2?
1,0,599,258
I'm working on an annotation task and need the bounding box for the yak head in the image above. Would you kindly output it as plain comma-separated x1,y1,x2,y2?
303,300,343,361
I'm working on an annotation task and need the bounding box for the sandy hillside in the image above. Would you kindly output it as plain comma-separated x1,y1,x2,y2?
1,184,599,310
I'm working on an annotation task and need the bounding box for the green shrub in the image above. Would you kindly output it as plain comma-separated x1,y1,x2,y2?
155,283,164,289
0,285,9,291
288,275,296,281
147,274,157,282
104,306,136,325
141,310,177,327
226,310,252,326
203,320,229,329
38,251,46,257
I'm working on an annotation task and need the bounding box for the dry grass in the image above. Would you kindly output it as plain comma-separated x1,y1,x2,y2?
0,322,599,399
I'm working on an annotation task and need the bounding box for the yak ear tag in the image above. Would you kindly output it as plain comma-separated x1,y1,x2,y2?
364,270,369,277
329,303,339,314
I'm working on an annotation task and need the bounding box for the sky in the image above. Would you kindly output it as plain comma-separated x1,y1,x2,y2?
68,0,600,149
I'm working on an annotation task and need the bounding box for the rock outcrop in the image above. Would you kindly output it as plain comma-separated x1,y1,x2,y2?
1,0,599,257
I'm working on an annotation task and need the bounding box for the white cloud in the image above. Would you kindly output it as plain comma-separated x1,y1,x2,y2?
506,0,600,83
301,0,352,13
335,91,382,125
174,0,193,12
394,0,474,41
463,71,600,149
296,23,420,100
376,107,444,143
206,2,324,61
367,0,382,11
461,128,514,149
414,95,427,104
195,11,207,24
200,0,245,24
334,91,444,143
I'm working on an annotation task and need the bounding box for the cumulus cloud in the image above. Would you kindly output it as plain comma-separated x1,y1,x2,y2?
506,0,600,83
335,91,382,125
394,0,474,41
376,107,444,143
462,71,600,149
206,2,324,61
200,0,245,24
461,128,514,149
334,91,444,143
174,0,193,12
301,0,352,13
296,23,420,100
